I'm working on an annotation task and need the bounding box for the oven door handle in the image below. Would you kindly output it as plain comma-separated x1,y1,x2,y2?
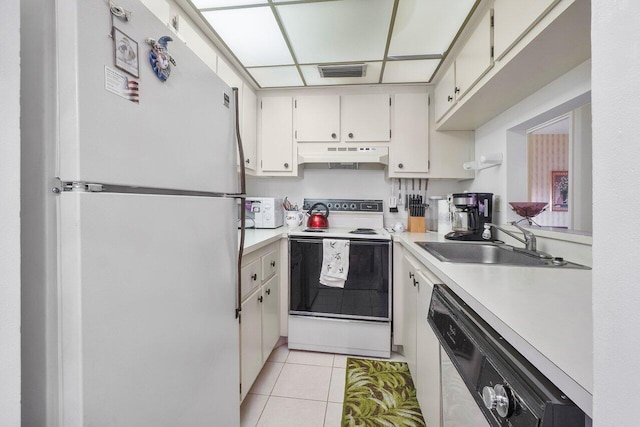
287,237,390,246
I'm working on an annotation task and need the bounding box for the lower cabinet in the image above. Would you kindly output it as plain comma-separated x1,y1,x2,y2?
240,244,280,401
401,252,421,377
398,251,441,427
261,275,280,361
414,269,441,427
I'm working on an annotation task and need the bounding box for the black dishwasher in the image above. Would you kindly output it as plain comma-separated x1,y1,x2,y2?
428,284,586,427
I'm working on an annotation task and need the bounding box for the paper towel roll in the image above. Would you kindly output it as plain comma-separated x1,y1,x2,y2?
437,199,452,235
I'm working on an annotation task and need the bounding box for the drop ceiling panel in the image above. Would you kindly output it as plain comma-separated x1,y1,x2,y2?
247,66,304,88
192,0,267,8
276,0,394,64
388,0,476,56
201,7,293,67
300,62,382,86
382,59,440,83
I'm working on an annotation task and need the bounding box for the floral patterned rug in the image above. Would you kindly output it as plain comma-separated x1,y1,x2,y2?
342,358,426,427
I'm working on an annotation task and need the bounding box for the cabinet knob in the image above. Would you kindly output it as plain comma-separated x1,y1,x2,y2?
331,133,337,139
348,132,354,139
266,288,271,295
258,295,263,303
398,163,404,169
447,95,453,102
251,273,257,281
455,87,460,94
271,260,276,267
413,279,418,287
409,272,414,279
245,158,250,164
284,162,289,168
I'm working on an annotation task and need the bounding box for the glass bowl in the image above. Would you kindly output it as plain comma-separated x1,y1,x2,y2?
509,202,548,218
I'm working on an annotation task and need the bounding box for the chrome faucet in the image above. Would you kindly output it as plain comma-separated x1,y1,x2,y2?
482,222,538,252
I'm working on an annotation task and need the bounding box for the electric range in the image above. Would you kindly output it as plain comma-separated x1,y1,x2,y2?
288,199,392,358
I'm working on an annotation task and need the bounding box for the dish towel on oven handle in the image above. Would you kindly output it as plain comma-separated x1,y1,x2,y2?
319,239,350,288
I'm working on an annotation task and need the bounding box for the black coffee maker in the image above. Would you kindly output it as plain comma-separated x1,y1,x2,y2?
445,193,494,241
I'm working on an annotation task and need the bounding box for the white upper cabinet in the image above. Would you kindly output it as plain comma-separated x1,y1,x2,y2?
260,96,294,173
435,7,493,123
455,8,494,100
389,93,429,175
434,63,456,122
294,95,341,142
493,0,559,61
241,87,257,171
341,94,391,142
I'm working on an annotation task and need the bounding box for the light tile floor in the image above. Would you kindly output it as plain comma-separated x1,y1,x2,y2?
240,344,406,427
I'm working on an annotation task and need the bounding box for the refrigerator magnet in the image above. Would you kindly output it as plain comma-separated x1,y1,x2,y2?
112,27,139,78
145,36,176,82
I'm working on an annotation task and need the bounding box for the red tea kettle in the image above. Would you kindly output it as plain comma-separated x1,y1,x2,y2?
306,202,330,229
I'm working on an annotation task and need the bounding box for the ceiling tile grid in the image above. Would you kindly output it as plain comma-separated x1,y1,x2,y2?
196,0,478,88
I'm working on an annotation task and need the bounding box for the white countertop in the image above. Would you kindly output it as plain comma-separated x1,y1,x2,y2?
242,227,289,254
393,231,593,417
239,228,593,416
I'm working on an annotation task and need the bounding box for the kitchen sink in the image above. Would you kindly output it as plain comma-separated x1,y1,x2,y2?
415,242,590,269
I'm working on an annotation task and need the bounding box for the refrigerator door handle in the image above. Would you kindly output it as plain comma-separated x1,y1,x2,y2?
234,87,246,319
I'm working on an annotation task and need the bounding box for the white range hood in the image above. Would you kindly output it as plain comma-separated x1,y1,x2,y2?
297,144,389,167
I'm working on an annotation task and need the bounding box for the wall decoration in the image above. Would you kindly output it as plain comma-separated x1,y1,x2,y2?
112,27,139,78
551,170,569,212
104,66,139,104
146,36,176,81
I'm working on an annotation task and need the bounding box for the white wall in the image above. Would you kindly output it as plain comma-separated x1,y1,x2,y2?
592,2,640,425
468,60,591,224
0,0,21,425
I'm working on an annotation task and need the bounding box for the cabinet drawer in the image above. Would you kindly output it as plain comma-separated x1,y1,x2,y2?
241,258,261,300
261,250,279,281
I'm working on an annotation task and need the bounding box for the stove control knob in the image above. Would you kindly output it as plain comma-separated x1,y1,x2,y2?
482,384,512,418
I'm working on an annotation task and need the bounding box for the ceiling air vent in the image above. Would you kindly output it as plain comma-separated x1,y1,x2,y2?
318,64,367,78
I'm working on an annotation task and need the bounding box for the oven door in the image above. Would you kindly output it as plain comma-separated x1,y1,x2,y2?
289,237,391,321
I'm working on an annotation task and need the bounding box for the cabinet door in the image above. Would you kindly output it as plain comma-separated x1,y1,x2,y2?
456,8,493,100
241,87,257,171
402,253,420,377
260,97,293,172
261,275,280,362
341,94,391,142
390,93,429,175
493,0,558,61
261,249,279,282
295,95,340,142
434,63,456,122
415,270,441,427
241,258,261,300
240,288,263,401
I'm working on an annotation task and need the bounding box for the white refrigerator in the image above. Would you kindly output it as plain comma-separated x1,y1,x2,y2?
22,0,244,425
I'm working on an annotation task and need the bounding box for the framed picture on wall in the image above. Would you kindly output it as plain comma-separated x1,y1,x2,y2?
551,170,568,212
112,27,139,78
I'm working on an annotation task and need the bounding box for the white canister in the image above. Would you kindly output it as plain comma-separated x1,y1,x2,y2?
437,199,452,235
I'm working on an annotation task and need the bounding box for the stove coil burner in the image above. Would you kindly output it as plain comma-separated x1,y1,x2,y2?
303,228,327,233
349,228,377,235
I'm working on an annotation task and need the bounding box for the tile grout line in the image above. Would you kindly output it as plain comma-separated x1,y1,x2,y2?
252,348,290,427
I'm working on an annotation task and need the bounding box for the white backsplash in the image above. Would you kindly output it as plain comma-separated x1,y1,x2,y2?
246,167,467,227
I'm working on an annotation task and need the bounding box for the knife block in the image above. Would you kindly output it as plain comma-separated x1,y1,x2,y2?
408,216,426,233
